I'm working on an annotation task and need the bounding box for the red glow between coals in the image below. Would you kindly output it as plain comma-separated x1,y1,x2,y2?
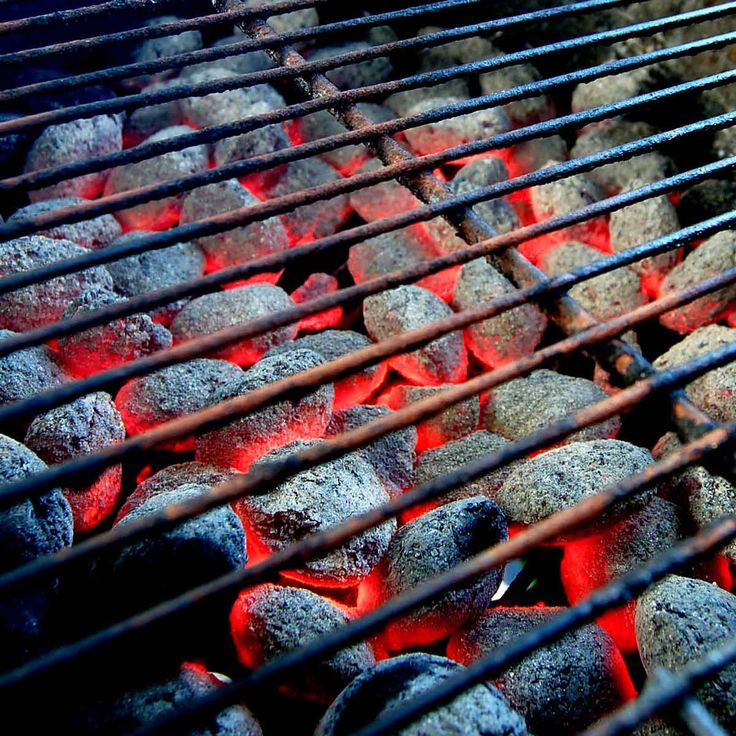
331,361,389,412
292,273,344,333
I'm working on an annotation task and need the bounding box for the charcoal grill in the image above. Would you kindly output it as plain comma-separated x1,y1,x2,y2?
2,0,736,734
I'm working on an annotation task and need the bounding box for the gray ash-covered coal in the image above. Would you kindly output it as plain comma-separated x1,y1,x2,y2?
73,663,262,736
678,178,736,225
482,369,621,443
636,575,736,731
608,189,681,285
24,114,123,202
570,120,672,194
658,229,736,333
117,461,238,522
327,405,415,500
104,125,210,231
529,162,607,245
539,241,645,321
307,40,394,91
561,497,685,653
453,257,547,368
115,358,244,450
196,349,334,472
25,392,125,534
364,285,467,385
349,159,421,222
448,607,632,734
496,439,655,531
413,430,525,510
653,325,736,422
9,199,122,250
98,483,246,626
316,653,528,736
362,497,507,649
180,180,289,280
242,439,394,587
268,330,387,411
0,235,113,331
230,583,375,703
380,383,480,451
299,104,394,174
0,329,66,416
654,431,736,563
105,233,205,325
509,134,567,177
0,434,73,667
182,34,275,79
170,283,296,366
57,288,172,378
260,158,350,243
129,16,202,74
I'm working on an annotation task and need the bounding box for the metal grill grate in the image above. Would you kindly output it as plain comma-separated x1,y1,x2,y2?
1,1,736,734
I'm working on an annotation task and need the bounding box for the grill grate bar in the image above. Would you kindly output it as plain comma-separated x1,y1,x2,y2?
4,3,734,189
582,642,736,736
0,0,624,103
0,0,187,35
675,692,729,736
1,261,735,608
0,0,333,63
3,374,735,697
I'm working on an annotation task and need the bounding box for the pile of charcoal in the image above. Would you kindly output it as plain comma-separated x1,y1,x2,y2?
1,1,736,734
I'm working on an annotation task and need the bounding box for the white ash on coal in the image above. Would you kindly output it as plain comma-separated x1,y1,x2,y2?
326,404,416,499
9,199,122,250
496,439,656,532
306,41,394,91
0,235,113,332
659,229,736,333
115,359,244,451
364,284,467,385
413,430,526,512
170,283,297,366
105,233,205,325
653,324,736,422
104,125,210,231
268,330,387,411
0,329,66,415
230,583,376,703
290,273,343,332
58,288,173,378
259,158,350,243
241,439,394,587
179,179,289,282
25,392,125,533
539,241,645,321
349,158,421,223
571,120,672,195
448,607,634,734
116,461,238,522
196,349,333,472
24,114,123,202
129,17,203,79
359,497,508,649
482,369,622,444
453,258,547,369
636,575,736,732
316,653,528,736
379,382,480,452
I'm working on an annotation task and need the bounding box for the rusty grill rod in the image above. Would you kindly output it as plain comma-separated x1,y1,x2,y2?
4,5,733,192
2,0,731,140
3,73,736,311
0,0,627,103
1,199,735,508
0,0,188,34
3,353,736,695
582,640,736,736
0,0,333,60
1,262,735,619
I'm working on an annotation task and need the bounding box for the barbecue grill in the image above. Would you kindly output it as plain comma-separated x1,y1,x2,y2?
2,0,736,734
